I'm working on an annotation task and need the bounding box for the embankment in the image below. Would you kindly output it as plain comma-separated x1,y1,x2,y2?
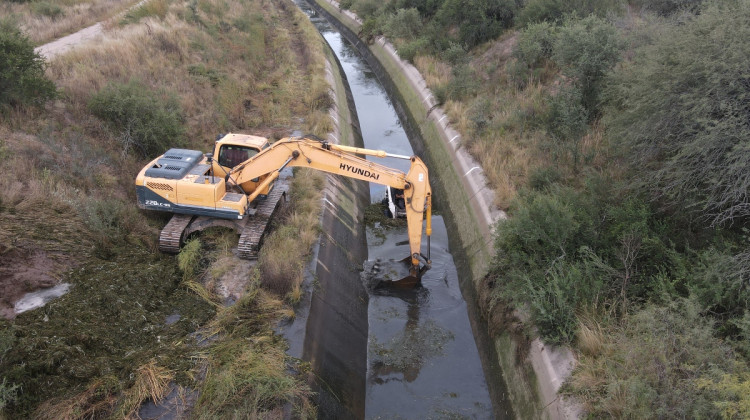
307,1,580,418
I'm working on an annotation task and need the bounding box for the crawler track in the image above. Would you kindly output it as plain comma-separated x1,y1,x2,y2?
238,185,289,259
157,184,289,258
158,214,195,254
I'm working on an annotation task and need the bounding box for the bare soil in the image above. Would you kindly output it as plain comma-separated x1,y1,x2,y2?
0,248,64,319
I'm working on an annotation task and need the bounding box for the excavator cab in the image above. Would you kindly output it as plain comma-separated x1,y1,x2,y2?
211,134,273,197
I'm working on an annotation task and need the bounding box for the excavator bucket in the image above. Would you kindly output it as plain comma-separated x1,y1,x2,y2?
366,258,428,289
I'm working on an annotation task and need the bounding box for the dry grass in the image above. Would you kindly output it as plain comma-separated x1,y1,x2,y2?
414,55,452,87
258,169,324,298
118,360,174,419
32,378,118,420
3,0,142,45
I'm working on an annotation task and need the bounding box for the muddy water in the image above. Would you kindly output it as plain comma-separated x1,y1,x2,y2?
363,217,493,418
292,1,511,418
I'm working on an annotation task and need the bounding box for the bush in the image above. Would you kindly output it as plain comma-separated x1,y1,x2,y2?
552,15,622,115
31,1,64,19
384,8,422,40
544,84,588,141
434,0,516,48
397,37,429,62
631,0,704,16
122,0,169,24
516,0,566,25
258,225,304,295
514,21,557,70
88,80,185,156
353,0,382,19
516,0,623,26
690,247,750,318
0,19,57,112
527,166,561,191
605,1,750,226
445,63,479,100
178,239,203,281
441,41,466,65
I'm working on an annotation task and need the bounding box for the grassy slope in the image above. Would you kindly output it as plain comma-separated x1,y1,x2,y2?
0,0,330,417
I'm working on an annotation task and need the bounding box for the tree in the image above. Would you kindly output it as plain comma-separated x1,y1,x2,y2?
0,19,56,112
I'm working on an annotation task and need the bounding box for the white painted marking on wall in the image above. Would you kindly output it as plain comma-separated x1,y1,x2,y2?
464,166,481,176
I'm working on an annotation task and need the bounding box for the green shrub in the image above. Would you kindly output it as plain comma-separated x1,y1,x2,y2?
0,19,57,112
88,80,185,156
514,21,557,69
397,36,429,62
527,166,561,191
353,0,382,19
527,262,581,344
434,0,516,48
188,63,223,86
631,0,704,16
605,1,750,226
445,63,479,100
441,41,466,65
690,247,750,318
121,0,169,24
552,15,622,115
544,84,587,141
31,1,64,19
0,378,19,413
516,0,623,26
384,8,422,40
516,0,566,26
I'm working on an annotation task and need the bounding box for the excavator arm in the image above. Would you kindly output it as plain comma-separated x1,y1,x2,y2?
228,137,432,273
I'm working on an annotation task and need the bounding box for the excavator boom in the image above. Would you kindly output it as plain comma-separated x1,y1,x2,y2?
230,137,432,272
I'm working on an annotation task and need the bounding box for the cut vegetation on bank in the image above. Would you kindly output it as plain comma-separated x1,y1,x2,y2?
0,0,330,417
336,0,750,417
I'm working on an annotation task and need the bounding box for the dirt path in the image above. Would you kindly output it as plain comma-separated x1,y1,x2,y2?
35,22,105,60
34,0,148,60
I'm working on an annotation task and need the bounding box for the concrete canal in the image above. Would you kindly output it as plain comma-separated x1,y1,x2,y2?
284,1,515,418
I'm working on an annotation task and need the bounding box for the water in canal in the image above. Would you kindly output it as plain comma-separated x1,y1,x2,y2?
292,2,507,418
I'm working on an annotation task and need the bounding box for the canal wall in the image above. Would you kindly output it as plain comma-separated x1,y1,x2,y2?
297,43,371,418
307,1,580,418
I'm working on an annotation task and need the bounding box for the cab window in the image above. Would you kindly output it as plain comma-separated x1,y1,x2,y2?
218,145,258,168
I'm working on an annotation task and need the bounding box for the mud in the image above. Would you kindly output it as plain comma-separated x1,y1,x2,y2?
0,249,66,319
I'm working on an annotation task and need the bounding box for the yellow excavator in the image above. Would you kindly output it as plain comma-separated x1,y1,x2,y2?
135,134,433,283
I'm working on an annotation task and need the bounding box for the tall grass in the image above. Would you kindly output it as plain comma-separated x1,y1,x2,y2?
2,0,142,45
194,287,315,418
258,169,325,300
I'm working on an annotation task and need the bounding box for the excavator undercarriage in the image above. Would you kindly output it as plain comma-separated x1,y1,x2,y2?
157,182,289,259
